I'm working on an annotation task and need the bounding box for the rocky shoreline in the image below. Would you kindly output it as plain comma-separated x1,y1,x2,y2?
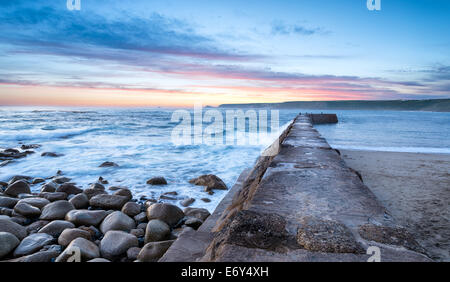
0,165,228,262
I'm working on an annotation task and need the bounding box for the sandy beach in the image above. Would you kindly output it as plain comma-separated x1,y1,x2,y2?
341,150,450,261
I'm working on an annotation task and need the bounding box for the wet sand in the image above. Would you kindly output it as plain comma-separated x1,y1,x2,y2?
341,150,450,261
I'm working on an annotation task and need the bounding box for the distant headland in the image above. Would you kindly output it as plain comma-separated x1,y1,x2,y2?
218,98,450,112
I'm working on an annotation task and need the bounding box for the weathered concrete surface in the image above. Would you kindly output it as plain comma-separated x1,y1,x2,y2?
161,114,431,262
307,113,338,124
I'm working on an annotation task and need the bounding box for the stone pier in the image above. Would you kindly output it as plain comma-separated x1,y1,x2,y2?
160,113,431,262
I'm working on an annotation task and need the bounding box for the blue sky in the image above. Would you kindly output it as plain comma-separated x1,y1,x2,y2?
0,0,449,106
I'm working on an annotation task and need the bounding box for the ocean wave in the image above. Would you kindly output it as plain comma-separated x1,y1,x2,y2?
0,127,101,142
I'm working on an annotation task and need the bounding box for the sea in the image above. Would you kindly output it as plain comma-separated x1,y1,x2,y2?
1,107,449,211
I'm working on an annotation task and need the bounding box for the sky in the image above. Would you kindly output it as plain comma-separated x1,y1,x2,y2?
0,0,449,107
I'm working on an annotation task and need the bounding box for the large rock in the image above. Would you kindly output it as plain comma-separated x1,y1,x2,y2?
121,202,141,217
90,183,105,190
52,176,71,184
26,220,49,234
180,198,195,207
41,152,63,157
5,180,31,197
146,177,167,185
146,203,184,227
134,212,147,224
0,232,20,259
0,208,13,216
90,194,128,210
13,233,54,257
40,200,74,220
0,218,27,240
184,217,203,229
100,211,135,234
16,249,60,262
68,193,89,209
183,207,210,221
114,189,132,201
18,197,50,209
83,188,107,200
137,240,175,262
126,247,141,261
65,210,108,226
99,161,119,167
144,219,170,243
32,178,45,185
55,238,100,262
58,228,91,247
40,182,57,193
56,183,83,195
100,230,138,261
188,174,227,190
0,196,19,208
38,220,75,237
8,175,31,185
39,192,67,202
13,202,41,218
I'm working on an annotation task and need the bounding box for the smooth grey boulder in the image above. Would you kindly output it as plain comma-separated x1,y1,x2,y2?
56,183,83,195
58,228,91,247
100,211,135,234
40,200,74,220
113,189,132,201
13,202,41,218
144,219,170,243
52,176,71,184
130,228,144,238
121,202,141,217
26,220,49,234
146,203,184,227
90,194,128,210
40,182,57,193
0,218,27,240
134,212,147,223
146,177,167,185
31,178,45,185
184,217,203,229
8,175,31,185
13,233,54,257
137,240,175,262
68,193,89,209
126,247,141,261
0,232,20,259
183,207,210,221
189,174,227,190
83,188,107,200
180,198,195,207
99,161,118,167
100,230,138,261
65,209,107,226
0,196,19,208
18,197,50,209
16,249,60,262
38,220,75,237
39,192,67,202
55,237,100,262
5,180,31,197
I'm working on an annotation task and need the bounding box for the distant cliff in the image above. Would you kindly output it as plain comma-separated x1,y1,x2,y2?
218,99,450,112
